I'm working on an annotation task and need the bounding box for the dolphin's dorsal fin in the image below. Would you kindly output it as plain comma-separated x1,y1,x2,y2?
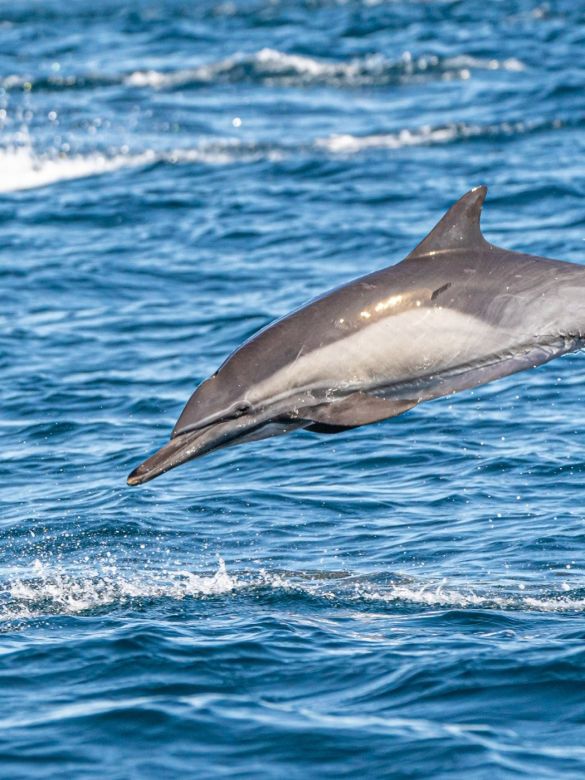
406,186,490,259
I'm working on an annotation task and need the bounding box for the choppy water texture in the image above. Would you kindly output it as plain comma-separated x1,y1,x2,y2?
2,1,585,777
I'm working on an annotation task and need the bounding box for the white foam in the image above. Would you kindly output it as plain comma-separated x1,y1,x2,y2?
0,146,155,193
364,580,585,613
316,119,536,154
3,562,582,623
125,48,391,89
4,558,236,620
315,125,459,153
0,144,282,193
255,569,585,613
125,49,524,90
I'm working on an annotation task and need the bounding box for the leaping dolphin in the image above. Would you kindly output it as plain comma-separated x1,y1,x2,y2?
127,186,584,485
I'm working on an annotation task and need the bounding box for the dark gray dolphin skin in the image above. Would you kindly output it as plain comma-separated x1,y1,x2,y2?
128,186,585,485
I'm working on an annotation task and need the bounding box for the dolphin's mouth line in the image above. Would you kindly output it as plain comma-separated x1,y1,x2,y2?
172,402,252,439
128,414,271,486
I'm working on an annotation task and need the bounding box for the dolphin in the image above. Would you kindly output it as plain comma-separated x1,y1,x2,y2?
127,186,584,485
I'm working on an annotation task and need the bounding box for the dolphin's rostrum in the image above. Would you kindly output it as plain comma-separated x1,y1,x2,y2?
128,187,584,485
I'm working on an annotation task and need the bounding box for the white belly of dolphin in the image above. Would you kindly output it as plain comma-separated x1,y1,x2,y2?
248,307,518,404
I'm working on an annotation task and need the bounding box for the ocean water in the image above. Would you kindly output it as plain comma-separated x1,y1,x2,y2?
2,1,585,777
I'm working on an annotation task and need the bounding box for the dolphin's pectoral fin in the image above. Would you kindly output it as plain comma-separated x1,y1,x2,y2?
297,393,418,429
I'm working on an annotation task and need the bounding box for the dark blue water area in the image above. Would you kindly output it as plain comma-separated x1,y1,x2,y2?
1,0,585,777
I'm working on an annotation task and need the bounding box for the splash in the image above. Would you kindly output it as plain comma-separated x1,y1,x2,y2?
257,569,585,614
3,558,237,621
2,562,583,625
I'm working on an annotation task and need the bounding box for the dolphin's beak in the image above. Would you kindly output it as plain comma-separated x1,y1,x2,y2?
127,416,250,486
127,414,305,486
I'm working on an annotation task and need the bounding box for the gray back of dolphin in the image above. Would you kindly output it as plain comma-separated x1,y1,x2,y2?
128,186,585,485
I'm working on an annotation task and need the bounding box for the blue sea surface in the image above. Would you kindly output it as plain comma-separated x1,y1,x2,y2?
2,1,585,777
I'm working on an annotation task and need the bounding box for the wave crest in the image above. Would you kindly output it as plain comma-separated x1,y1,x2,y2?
123,49,524,90
0,111,564,194
0,143,283,193
316,117,564,153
